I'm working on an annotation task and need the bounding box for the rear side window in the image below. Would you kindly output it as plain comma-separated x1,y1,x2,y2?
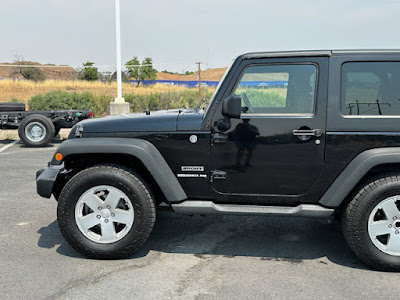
342,62,400,116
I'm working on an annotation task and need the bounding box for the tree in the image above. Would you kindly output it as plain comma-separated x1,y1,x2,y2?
10,56,45,82
19,63,46,81
79,61,99,81
140,57,157,82
125,57,157,87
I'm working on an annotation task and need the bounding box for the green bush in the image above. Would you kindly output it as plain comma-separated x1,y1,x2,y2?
26,88,214,116
28,90,95,111
92,94,112,116
124,89,213,112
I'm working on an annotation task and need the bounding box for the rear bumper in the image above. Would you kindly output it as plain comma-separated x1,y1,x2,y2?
36,164,64,198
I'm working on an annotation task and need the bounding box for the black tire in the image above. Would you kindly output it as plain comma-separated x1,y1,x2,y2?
342,174,400,271
0,102,26,112
53,126,61,138
57,165,156,259
18,115,55,147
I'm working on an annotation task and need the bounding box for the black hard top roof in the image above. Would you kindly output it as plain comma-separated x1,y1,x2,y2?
242,50,400,59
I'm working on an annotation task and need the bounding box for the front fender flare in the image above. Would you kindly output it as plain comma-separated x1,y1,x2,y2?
52,138,187,202
319,147,400,207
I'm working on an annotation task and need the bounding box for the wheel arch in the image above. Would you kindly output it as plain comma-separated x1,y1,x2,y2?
52,138,187,204
319,147,400,208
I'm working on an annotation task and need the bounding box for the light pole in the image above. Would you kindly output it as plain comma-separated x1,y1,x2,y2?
110,0,130,114
115,0,122,100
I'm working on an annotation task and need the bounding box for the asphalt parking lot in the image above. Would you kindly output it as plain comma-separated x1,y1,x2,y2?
1,139,400,300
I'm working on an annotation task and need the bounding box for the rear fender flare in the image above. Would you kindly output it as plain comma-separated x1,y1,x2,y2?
319,147,400,207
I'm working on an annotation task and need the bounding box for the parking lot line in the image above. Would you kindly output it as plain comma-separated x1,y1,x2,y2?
0,140,19,153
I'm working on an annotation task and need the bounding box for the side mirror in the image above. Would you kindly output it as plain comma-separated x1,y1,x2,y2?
222,95,241,119
216,95,242,132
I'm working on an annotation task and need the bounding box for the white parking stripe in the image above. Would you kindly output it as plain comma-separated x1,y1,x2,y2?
0,140,19,153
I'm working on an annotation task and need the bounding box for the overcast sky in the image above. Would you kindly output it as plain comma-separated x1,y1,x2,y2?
1,0,400,72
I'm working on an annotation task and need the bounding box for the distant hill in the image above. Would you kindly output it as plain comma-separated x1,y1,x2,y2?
0,61,227,82
0,62,77,80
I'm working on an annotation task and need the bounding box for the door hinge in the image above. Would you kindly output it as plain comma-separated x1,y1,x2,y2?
211,170,227,182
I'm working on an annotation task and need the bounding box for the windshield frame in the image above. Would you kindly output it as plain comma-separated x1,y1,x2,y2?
202,60,235,119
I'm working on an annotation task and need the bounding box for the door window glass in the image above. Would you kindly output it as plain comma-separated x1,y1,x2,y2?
233,64,317,115
342,62,400,116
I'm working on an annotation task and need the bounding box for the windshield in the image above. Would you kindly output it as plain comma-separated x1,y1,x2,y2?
203,59,235,117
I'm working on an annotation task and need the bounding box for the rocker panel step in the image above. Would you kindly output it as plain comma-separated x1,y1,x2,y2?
171,201,334,218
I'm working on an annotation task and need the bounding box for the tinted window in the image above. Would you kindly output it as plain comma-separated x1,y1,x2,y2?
233,64,317,115
342,62,400,116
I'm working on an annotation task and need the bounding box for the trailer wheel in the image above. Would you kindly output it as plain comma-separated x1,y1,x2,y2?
18,115,55,147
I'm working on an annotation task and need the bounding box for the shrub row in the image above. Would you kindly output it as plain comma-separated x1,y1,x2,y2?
26,89,214,116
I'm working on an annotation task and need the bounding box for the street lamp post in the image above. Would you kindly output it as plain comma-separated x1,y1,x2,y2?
115,0,123,100
110,0,130,114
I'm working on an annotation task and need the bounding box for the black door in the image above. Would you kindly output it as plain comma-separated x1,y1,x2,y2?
210,57,328,201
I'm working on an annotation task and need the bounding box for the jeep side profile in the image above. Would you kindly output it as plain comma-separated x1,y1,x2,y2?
37,50,400,271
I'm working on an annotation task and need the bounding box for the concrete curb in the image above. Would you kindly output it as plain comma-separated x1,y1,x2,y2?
0,128,71,141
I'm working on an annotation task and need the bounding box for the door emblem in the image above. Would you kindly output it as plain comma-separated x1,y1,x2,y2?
182,166,204,172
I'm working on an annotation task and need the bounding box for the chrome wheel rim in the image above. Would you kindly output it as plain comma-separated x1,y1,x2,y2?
25,122,46,142
368,196,400,256
75,185,135,244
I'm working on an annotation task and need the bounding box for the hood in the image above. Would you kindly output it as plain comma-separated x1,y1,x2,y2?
72,108,204,135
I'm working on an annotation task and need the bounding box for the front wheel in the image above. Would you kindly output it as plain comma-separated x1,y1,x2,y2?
343,174,400,271
57,165,156,259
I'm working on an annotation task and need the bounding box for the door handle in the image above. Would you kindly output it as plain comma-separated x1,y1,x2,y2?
292,129,322,137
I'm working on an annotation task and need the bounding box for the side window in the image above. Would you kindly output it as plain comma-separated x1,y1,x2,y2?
342,62,400,116
233,64,317,115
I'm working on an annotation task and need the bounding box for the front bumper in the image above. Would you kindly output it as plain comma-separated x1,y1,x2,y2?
36,164,64,198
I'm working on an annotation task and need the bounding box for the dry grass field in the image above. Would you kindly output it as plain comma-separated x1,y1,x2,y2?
0,79,196,103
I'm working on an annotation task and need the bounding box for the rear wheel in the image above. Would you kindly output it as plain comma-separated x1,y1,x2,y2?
18,115,55,147
57,165,156,259
343,174,400,271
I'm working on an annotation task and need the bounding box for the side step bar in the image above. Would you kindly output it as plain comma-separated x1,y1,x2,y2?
171,201,334,218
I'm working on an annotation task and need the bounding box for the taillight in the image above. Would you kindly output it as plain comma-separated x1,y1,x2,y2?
89,112,93,117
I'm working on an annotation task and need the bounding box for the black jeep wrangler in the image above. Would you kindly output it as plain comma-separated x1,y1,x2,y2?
37,50,400,271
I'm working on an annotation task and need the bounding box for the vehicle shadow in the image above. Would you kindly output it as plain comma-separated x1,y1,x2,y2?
0,139,17,145
16,139,64,148
37,212,368,270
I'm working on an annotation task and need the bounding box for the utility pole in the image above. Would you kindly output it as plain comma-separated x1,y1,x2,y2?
110,0,129,114
196,62,201,104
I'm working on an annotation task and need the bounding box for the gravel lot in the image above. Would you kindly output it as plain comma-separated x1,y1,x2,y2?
0,139,399,300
